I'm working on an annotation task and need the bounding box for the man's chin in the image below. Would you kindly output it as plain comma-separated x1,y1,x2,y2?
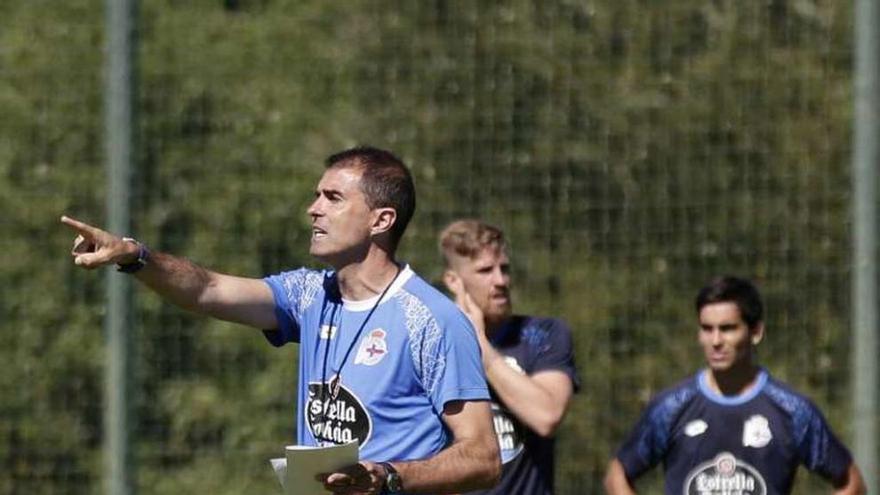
706,361,733,373
485,308,512,325
492,302,512,315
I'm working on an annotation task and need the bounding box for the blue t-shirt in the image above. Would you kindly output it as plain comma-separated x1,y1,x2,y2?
263,264,490,463
467,316,579,495
615,369,853,494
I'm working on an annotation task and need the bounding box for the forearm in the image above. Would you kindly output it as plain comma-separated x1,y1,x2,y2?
393,435,500,494
481,343,571,437
604,459,637,495
134,251,277,329
62,215,276,329
832,464,866,495
134,250,217,314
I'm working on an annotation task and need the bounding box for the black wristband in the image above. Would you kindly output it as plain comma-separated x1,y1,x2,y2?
380,462,403,494
116,237,149,274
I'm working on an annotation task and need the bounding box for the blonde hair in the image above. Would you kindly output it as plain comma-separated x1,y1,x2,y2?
439,219,506,267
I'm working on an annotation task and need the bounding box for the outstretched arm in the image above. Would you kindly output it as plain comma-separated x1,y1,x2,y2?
449,279,574,437
604,459,637,495
832,463,866,495
61,215,277,329
322,400,501,494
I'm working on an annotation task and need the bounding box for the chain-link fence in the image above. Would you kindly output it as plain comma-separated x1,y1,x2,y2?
1,1,864,493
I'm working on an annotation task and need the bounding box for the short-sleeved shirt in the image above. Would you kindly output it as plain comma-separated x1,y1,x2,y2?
615,368,853,494
468,315,579,495
263,265,490,463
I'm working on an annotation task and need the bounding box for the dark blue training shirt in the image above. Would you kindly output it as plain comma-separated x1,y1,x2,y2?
467,315,579,495
616,369,852,495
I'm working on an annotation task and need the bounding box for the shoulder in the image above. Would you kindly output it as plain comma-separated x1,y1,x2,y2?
645,375,701,422
760,373,823,419
394,268,471,331
504,315,573,348
267,267,328,285
519,315,572,336
264,267,332,305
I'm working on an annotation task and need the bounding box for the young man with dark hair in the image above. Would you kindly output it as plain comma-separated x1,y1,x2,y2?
604,276,866,495
439,219,578,495
62,146,500,495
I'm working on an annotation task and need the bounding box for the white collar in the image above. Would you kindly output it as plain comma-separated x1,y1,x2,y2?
341,264,413,311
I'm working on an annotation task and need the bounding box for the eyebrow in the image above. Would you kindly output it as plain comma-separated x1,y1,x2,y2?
316,187,344,197
475,261,509,271
699,322,740,329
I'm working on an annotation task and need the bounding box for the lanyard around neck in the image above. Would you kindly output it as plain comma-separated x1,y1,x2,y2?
319,266,402,402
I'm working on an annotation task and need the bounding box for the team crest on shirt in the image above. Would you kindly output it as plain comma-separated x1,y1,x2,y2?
683,452,767,495
742,414,773,448
354,328,388,365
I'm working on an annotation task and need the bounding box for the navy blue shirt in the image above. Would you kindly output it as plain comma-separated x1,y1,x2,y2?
616,369,852,494
468,315,579,495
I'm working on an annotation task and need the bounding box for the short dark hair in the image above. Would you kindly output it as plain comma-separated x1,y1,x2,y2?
695,276,764,329
325,146,416,247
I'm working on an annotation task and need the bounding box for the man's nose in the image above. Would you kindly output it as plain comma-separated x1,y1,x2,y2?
492,268,509,286
307,198,323,217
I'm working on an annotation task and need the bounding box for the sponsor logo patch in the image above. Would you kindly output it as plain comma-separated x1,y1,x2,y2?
319,324,337,339
683,452,767,495
306,381,372,447
684,419,708,437
491,402,524,464
354,328,388,366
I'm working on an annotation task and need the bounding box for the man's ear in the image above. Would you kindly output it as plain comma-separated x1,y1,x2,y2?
751,322,765,346
442,269,460,293
370,207,397,236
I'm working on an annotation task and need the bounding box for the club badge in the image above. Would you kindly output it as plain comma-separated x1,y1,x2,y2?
354,328,388,366
742,415,772,448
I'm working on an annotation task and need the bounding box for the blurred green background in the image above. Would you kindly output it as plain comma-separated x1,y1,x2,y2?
0,0,864,493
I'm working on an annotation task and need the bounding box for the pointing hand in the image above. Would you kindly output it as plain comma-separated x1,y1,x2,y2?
60,215,139,269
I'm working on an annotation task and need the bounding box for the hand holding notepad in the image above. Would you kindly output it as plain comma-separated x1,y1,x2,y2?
269,441,359,494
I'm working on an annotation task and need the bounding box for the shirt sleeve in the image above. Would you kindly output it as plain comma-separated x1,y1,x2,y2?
794,400,854,483
261,268,317,346
411,307,490,413
530,318,580,391
615,397,671,481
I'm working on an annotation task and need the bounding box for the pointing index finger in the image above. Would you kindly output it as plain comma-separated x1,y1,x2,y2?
60,215,101,237
61,215,104,239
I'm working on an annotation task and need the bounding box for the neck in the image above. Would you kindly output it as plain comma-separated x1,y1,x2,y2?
334,248,400,301
706,363,761,396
